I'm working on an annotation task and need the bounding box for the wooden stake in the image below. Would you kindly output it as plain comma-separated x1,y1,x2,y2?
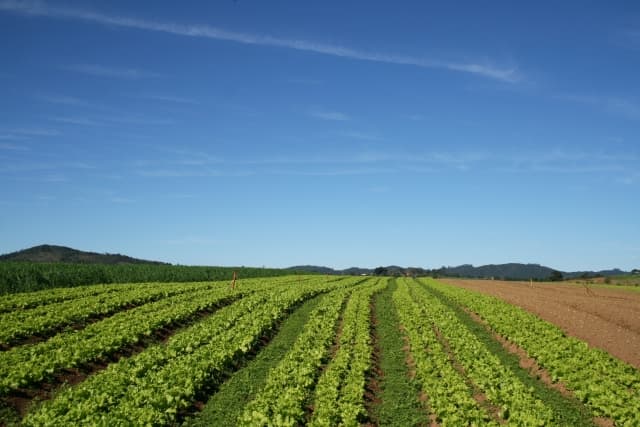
231,271,237,289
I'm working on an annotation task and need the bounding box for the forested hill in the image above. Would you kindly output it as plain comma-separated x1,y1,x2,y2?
442,263,556,280
288,263,628,280
0,245,168,265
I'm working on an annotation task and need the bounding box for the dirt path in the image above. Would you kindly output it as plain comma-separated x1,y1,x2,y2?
439,279,640,369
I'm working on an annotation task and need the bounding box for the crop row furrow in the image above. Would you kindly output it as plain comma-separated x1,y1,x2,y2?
407,278,557,426
0,277,287,395
238,280,373,426
22,276,354,426
425,278,640,425
393,278,496,426
0,275,311,314
0,282,147,313
0,281,222,346
309,278,386,427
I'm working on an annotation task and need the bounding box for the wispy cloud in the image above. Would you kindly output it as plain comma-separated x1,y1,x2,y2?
497,148,639,176
0,161,94,174
338,131,381,141
109,196,135,204
48,116,103,126
0,127,60,141
0,142,29,151
38,94,91,106
289,77,323,86
617,172,640,185
0,1,521,83
63,64,161,79
166,193,198,200
105,115,174,125
0,134,27,141
46,114,173,127
368,185,391,193
605,98,640,120
619,29,640,49
154,147,224,165
124,145,640,182
134,94,199,104
269,167,396,177
42,173,68,182
138,169,253,178
557,94,640,121
35,195,56,202
9,127,60,136
309,110,350,121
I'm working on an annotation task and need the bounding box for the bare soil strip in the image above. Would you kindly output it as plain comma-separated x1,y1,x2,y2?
441,279,640,369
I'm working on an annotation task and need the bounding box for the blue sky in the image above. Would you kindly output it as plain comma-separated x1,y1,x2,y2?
1,1,639,271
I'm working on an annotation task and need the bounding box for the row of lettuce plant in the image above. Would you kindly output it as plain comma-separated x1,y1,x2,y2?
22,276,356,426
393,278,497,426
0,281,148,313
0,281,219,346
308,278,387,427
0,274,310,313
425,278,640,425
0,286,235,395
406,278,557,425
238,281,374,426
0,276,307,395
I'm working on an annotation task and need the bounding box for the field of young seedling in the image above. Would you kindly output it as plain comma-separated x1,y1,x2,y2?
1,275,639,426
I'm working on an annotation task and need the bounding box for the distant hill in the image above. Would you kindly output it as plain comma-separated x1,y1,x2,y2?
287,265,431,276
440,263,556,280
439,264,628,280
0,245,169,265
2,247,629,279
286,265,337,274
565,268,626,278
288,263,628,280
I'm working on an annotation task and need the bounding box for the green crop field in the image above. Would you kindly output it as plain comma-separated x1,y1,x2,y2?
1,276,639,426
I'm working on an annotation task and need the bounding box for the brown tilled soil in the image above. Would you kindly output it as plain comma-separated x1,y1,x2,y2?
440,279,640,369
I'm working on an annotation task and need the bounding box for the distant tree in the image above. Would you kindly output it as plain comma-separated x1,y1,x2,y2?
548,270,564,282
373,266,388,276
632,269,640,275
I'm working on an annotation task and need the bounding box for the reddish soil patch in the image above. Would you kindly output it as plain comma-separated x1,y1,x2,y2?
440,279,640,369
